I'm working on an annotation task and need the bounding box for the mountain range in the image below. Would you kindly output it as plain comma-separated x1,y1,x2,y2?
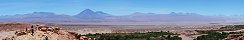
0,9,235,23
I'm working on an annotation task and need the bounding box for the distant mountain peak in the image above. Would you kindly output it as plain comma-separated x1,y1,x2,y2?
74,9,112,19
80,9,95,14
84,9,93,11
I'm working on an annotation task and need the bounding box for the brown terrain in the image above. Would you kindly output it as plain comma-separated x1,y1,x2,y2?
0,23,30,39
0,23,86,40
0,23,30,32
53,24,223,34
0,23,236,40
51,23,224,40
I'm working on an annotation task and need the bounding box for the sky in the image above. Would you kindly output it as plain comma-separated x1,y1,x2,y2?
0,0,244,16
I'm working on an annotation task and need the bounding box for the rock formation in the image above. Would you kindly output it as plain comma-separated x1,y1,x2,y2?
2,24,80,40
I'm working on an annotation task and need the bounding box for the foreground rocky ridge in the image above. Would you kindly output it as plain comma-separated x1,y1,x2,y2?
2,24,82,40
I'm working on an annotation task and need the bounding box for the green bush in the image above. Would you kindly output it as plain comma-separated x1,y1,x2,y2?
82,31,181,40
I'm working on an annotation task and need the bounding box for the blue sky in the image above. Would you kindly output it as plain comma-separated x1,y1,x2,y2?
0,0,244,16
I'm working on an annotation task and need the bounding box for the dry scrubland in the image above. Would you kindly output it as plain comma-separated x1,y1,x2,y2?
54,24,223,34
0,23,227,40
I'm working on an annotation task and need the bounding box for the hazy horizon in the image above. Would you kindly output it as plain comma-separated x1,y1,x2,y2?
1,0,244,16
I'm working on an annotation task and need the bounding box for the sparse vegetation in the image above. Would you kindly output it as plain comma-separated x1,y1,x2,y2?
82,31,182,40
194,30,229,40
194,25,244,40
220,25,244,30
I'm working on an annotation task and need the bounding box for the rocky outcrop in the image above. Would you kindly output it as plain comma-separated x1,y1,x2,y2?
2,24,80,40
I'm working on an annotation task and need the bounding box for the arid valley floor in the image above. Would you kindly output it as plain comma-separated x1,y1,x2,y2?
1,22,244,40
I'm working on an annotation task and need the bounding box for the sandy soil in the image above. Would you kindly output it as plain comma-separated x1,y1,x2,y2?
0,31,15,39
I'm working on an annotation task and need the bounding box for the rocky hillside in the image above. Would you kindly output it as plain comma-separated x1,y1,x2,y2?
2,24,81,40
